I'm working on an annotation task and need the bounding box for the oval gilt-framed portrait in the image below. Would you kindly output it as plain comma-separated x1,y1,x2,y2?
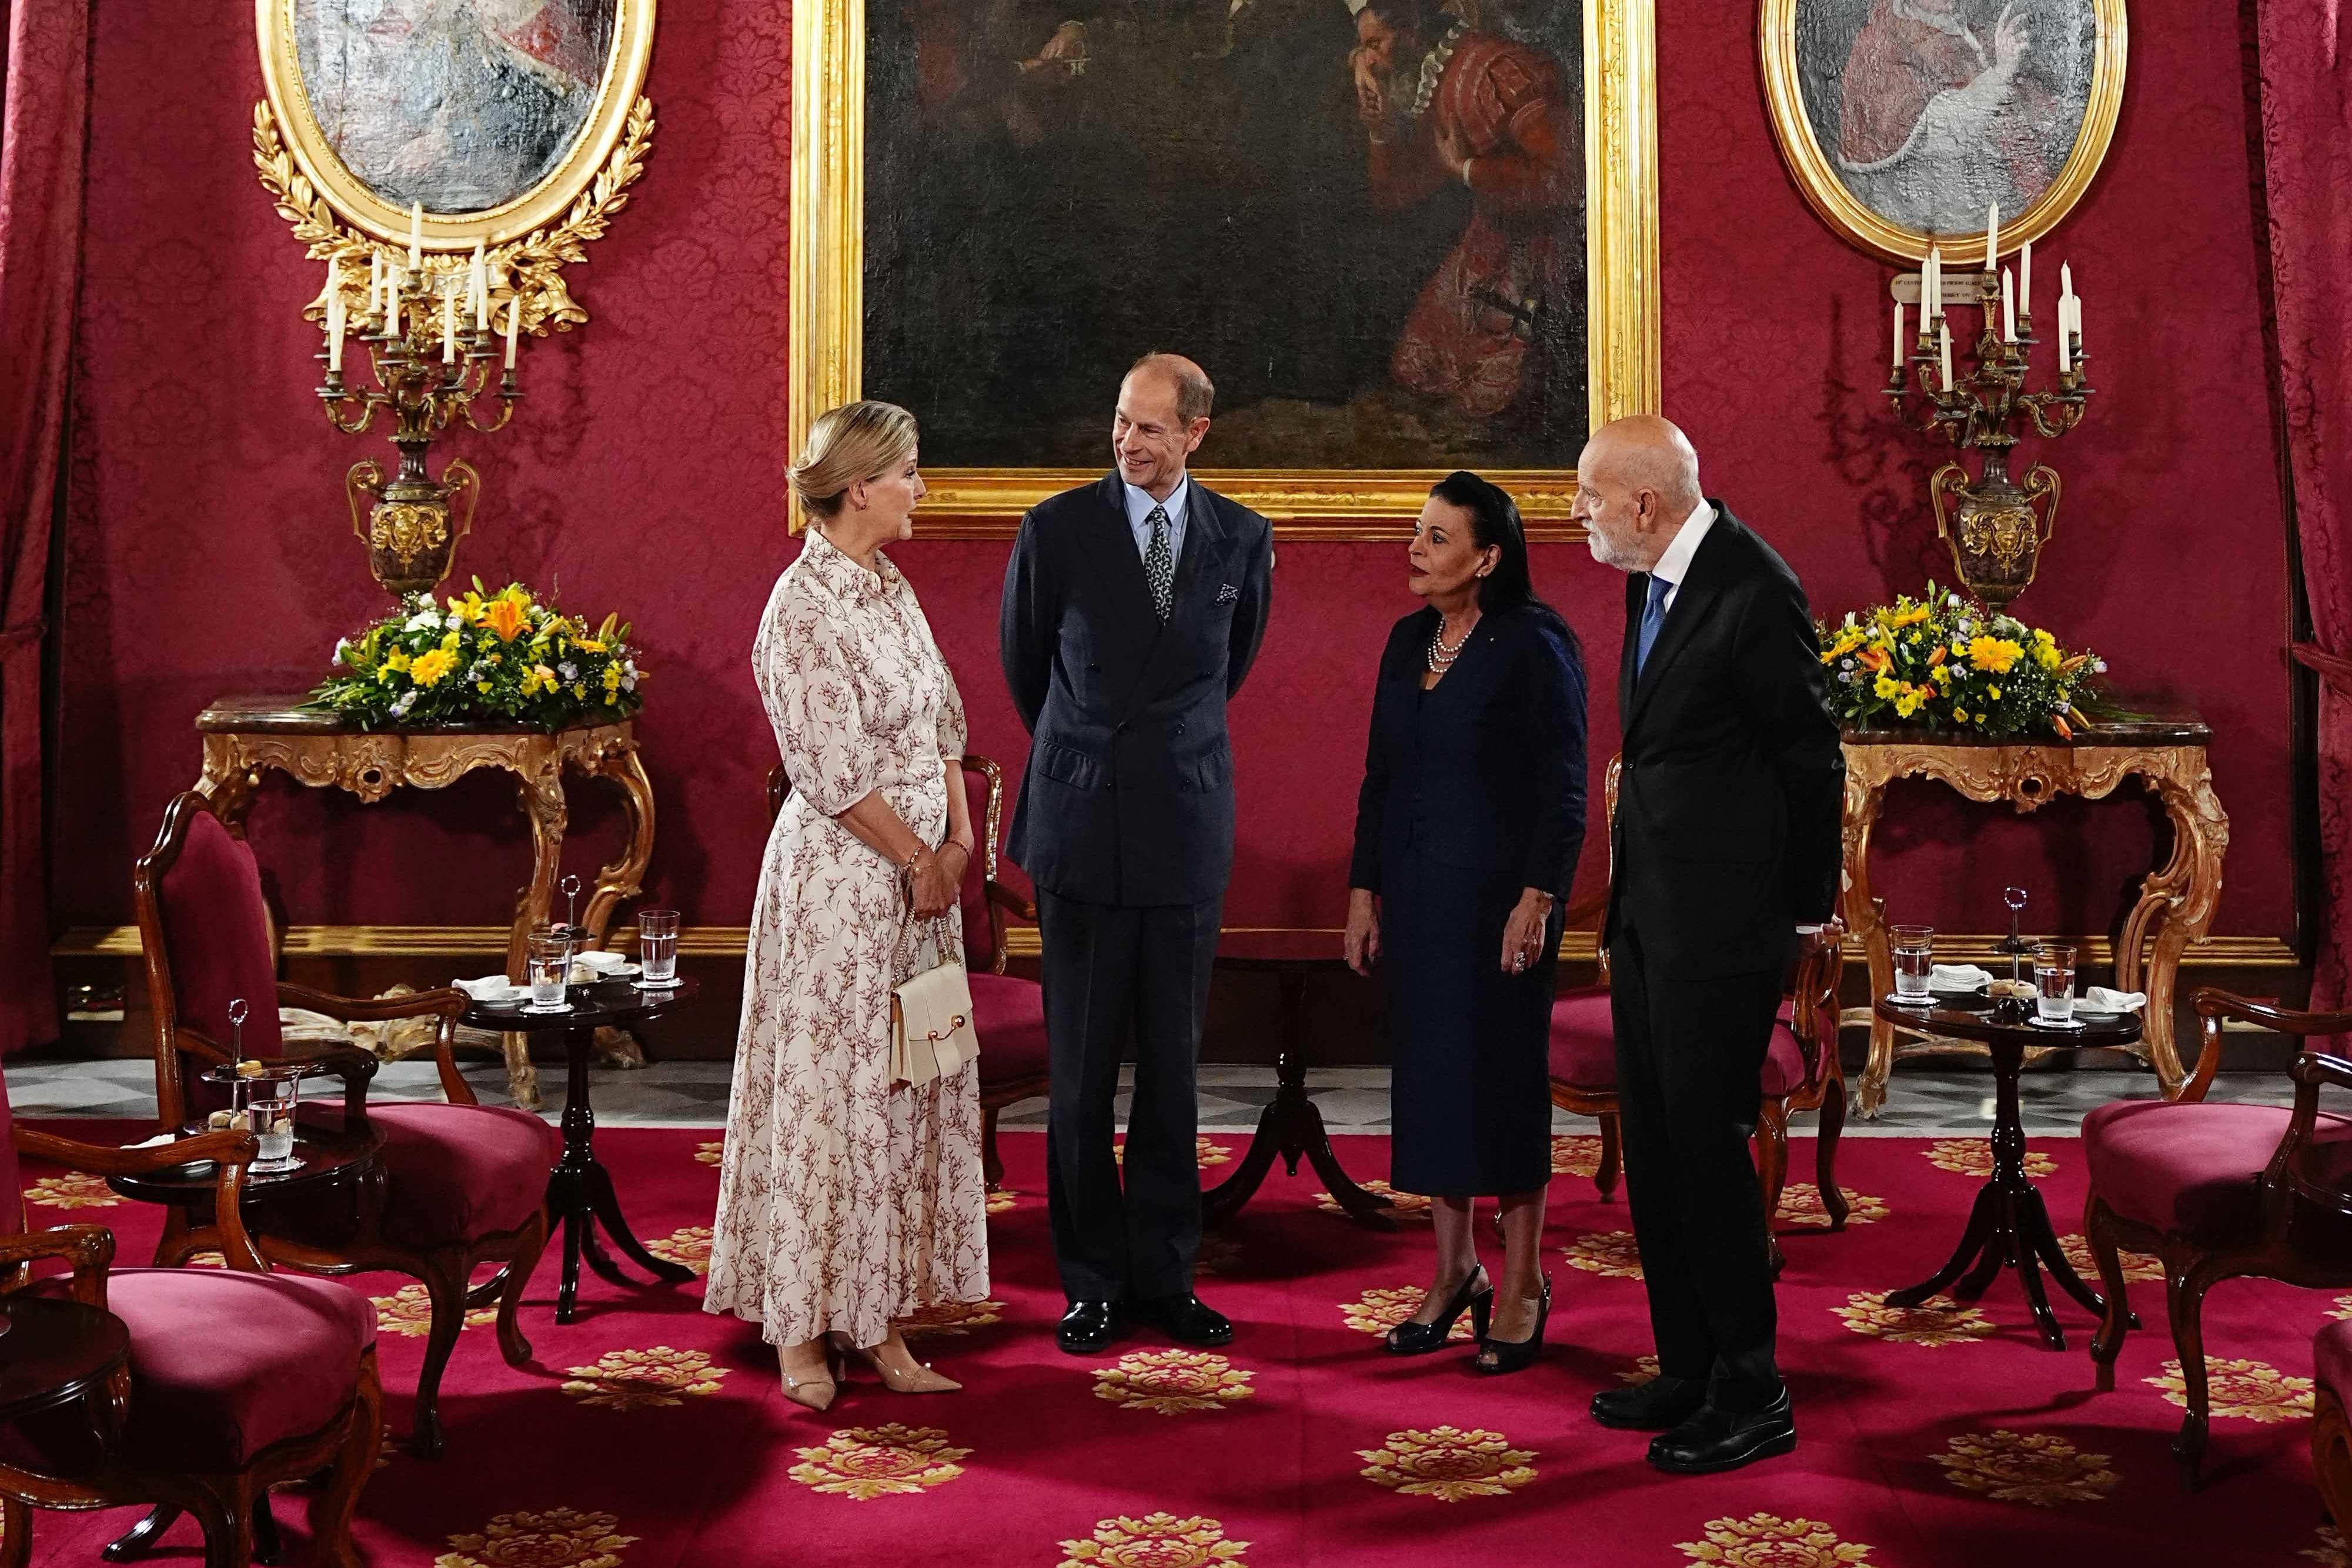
1760,0,2127,265
256,0,656,248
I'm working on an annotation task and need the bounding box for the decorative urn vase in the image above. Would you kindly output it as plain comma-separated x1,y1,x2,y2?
1926,453,2061,613
345,445,478,596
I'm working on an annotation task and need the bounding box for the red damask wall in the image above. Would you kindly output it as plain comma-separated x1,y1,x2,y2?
53,2,2294,956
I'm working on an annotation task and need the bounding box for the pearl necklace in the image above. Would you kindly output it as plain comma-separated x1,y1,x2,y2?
1427,616,1478,674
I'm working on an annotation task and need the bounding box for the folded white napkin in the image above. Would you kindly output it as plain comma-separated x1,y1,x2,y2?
452,975,529,1002
571,950,633,975
1929,963,1994,989
2083,986,2147,1012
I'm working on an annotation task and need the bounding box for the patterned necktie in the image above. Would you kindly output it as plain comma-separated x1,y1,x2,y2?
1635,573,1671,676
1144,505,1175,621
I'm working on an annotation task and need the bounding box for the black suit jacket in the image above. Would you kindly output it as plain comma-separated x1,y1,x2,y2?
1603,504,1845,978
1349,604,1588,900
1001,473,1276,906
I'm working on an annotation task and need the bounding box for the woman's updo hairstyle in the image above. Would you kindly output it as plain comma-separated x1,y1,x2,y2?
789,400,918,520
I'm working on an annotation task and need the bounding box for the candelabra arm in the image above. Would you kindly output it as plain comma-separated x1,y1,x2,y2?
2020,394,2080,440
460,380,520,434
322,394,380,436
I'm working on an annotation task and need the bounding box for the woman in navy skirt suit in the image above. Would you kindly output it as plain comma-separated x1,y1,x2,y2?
1344,470,1587,1373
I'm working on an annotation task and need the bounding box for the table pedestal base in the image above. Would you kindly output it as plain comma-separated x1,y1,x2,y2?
1202,970,1392,1231
547,1024,693,1323
105,1497,280,1565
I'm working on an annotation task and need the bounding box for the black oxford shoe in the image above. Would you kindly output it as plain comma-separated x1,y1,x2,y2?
1056,1300,1122,1356
1646,1389,1797,1475
1590,1374,1706,1431
1129,1292,1232,1347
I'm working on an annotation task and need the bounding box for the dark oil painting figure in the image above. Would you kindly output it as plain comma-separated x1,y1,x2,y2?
295,0,619,215
1796,0,2095,236
864,1,1589,470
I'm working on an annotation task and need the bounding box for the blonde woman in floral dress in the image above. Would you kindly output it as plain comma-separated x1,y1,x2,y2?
705,401,988,1411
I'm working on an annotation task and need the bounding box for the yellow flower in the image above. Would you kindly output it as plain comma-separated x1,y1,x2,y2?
579,637,608,654
602,665,623,692
439,629,461,652
524,664,558,695
1967,635,2023,673
476,681,493,694
1893,690,1925,718
1873,674,1901,699
448,593,486,625
1987,685,2002,700
1930,664,1954,684
2035,643,2061,670
381,650,412,675
572,683,587,700
1952,708,1969,723
1887,603,1931,628
410,648,457,687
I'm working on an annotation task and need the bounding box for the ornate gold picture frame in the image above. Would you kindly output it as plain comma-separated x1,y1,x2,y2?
791,1,1661,539
1759,0,2127,266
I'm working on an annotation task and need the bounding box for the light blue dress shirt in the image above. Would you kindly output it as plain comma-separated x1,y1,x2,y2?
1122,476,1190,567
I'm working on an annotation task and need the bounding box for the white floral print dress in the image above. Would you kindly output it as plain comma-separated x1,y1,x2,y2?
704,528,988,1348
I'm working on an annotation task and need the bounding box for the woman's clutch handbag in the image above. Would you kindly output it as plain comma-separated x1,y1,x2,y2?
890,957,978,1088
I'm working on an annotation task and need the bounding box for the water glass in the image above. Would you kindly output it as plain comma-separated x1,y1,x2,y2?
238,1069,300,1173
1890,924,1935,1001
638,909,680,988
526,931,573,1010
2034,942,2077,1023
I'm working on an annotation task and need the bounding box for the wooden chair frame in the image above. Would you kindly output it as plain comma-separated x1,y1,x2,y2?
1,1122,382,1568
766,755,1043,1186
2320,1383,2352,1536
2086,988,2352,1487
135,789,547,1459
1545,757,1850,1271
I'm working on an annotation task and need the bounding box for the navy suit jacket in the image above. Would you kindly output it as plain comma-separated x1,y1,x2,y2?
1000,472,1275,906
1601,503,1845,978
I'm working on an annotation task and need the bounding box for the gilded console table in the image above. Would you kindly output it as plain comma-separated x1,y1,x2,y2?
192,694,656,1107
1842,716,2228,1116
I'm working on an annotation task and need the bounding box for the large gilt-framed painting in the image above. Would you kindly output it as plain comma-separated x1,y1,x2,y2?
1760,0,2126,265
256,0,657,245
792,0,1661,537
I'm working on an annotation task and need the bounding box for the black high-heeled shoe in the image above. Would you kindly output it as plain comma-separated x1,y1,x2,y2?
1472,1274,1552,1375
1384,1265,1493,1355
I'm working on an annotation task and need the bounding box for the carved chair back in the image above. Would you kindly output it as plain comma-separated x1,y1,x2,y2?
134,790,285,1128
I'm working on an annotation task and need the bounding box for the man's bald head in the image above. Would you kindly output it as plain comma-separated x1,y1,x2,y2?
1126,353,1215,424
1114,353,1215,500
1572,414,1705,573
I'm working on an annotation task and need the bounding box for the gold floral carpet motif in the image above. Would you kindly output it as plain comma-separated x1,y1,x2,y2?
1676,1512,1873,1566
1832,1291,1994,1347
1092,1350,1256,1415
436,1507,636,1568
1925,1138,2054,1179
22,1172,119,1209
1563,1229,1645,1278
1055,1513,1247,1567
1775,1183,1888,1227
789,1424,973,1500
1932,1429,2119,1506
2144,1357,2314,1423
369,1282,497,1338
1339,1284,1478,1343
1357,1425,1537,1501
561,1346,727,1410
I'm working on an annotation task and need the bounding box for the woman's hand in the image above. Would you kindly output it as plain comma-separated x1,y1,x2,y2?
908,848,958,918
1344,888,1382,976
1500,890,1554,976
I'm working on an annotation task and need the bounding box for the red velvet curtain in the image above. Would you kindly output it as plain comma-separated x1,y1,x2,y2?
2272,6,2352,1004
0,0,88,1055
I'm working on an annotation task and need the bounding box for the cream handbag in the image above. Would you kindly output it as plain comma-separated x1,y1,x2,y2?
890,915,978,1088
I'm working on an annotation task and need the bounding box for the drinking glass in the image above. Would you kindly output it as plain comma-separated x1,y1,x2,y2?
526,931,573,1011
239,1068,300,1174
638,910,681,988
1890,924,1935,1002
2034,942,2078,1023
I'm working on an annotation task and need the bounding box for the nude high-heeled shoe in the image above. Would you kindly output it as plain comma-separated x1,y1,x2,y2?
832,1330,961,1394
780,1340,839,1412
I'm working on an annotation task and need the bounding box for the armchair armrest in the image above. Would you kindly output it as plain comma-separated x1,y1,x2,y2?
278,981,477,1106
12,1125,268,1272
0,1223,115,1306
2187,988,2352,1105
985,878,1037,924
1790,917,1847,1064
2263,1050,2352,1223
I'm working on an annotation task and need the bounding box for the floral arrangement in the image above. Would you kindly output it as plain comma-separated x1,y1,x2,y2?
310,580,645,730
1817,586,2103,738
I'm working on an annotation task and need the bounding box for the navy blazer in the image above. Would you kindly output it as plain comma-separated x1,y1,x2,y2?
1349,604,1588,900
1000,472,1276,906
1601,503,1845,978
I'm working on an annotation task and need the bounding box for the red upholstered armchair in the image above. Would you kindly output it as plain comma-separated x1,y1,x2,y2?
1544,757,1850,1272
134,790,553,1459
1,1059,382,1568
2084,991,2352,1487
766,755,1047,1186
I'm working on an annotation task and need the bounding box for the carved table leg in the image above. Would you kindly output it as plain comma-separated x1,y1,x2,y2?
578,740,656,1071
1840,768,1895,1116
500,765,569,1112
2117,750,2229,1099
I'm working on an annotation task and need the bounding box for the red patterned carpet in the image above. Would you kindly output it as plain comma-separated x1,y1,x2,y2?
10,1124,2346,1567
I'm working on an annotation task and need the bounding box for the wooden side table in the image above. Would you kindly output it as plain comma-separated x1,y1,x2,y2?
1842,716,2229,1116
194,694,657,1108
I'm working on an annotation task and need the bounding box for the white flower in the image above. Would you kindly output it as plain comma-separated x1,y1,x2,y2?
558,661,578,681
445,612,465,631
2093,658,2107,673
389,690,417,717
333,638,350,663
405,609,442,633
1947,593,1963,607
1843,612,1858,628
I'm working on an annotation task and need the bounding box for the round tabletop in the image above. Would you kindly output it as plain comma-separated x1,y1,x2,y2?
1215,931,1353,973
460,974,701,1033
0,1295,131,1420
106,1106,388,1206
1872,990,2146,1049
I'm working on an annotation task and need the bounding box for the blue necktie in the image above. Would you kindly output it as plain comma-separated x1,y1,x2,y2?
1635,573,1671,676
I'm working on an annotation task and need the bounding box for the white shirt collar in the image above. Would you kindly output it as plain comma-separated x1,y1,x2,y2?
1648,497,1716,589
1124,474,1190,534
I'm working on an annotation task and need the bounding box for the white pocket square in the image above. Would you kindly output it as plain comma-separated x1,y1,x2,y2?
1216,583,1240,603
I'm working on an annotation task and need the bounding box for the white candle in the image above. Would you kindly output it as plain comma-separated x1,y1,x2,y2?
1985,202,1999,269
409,202,423,270
2058,307,2072,373
2019,240,2032,322
2072,293,2084,350
2001,269,2015,342
505,296,519,370
2060,261,2073,304
328,292,345,373
442,283,456,364
470,242,487,330
1939,319,1953,391
386,287,399,340
1892,297,1906,371
368,253,382,316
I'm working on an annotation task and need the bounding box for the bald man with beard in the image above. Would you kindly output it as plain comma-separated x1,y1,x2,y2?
1571,416,1844,1475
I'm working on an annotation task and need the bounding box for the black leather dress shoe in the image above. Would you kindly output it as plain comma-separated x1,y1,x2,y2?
1130,1293,1232,1346
1057,1300,1122,1355
1590,1375,1706,1431
1646,1390,1796,1475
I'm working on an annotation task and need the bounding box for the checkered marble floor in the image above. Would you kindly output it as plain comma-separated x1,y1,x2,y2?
5,1057,2294,1138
